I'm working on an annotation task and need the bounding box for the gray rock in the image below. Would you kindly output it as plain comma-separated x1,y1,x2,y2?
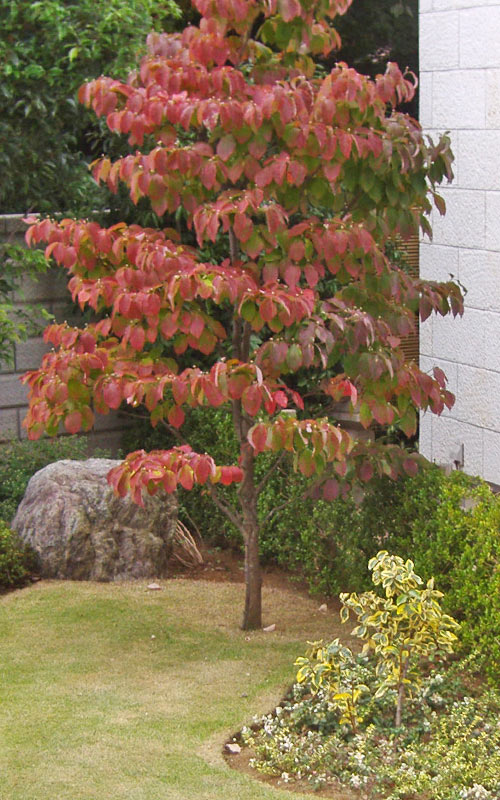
225,742,241,755
12,459,177,581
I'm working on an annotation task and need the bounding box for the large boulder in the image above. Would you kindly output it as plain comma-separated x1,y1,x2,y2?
12,458,177,581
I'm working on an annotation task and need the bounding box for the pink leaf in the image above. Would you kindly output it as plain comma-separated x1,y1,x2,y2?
64,411,82,434
216,135,236,162
322,478,339,501
168,405,185,429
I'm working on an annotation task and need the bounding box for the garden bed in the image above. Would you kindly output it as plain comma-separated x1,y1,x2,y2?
234,657,500,800
227,552,500,800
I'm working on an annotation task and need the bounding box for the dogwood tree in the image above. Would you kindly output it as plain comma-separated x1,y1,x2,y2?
23,0,463,629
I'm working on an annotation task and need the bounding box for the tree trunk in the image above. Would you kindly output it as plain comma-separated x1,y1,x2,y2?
395,655,410,727
239,441,262,630
242,513,261,630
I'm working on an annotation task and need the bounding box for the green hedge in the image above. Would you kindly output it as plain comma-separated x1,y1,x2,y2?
259,465,500,683
0,435,93,523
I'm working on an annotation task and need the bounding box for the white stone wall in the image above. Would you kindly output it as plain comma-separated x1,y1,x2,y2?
419,0,500,484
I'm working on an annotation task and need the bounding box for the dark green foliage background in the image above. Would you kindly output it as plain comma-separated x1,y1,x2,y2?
0,435,94,524
0,520,38,589
0,0,182,215
0,0,417,215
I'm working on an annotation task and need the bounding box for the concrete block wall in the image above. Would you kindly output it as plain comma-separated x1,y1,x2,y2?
0,215,124,453
419,0,500,484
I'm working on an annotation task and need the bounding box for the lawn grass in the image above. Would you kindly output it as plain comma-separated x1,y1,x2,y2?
1,577,344,800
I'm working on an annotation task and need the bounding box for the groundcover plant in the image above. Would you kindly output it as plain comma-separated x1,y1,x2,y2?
23,0,462,629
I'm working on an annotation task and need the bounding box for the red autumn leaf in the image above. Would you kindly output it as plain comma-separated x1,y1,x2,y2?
218,465,243,485
64,411,82,434
279,0,302,22
219,466,234,485
172,378,189,405
248,423,269,453
129,326,146,350
200,162,217,190
242,384,262,415
358,461,374,482
290,390,304,410
168,405,185,428
273,390,288,408
203,380,225,406
433,366,447,388
233,212,253,243
216,135,236,162
190,315,205,339
178,463,194,490
304,265,319,287
322,478,339,501
162,470,177,493
284,264,301,287
289,240,305,261
228,373,250,399
323,163,341,182
193,458,212,484
103,381,122,410
260,297,275,323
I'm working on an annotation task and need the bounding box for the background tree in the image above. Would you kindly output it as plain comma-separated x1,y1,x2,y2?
0,0,181,215
23,0,462,630
334,0,417,116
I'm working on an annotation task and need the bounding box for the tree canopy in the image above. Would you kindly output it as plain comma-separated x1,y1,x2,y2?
23,0,462,629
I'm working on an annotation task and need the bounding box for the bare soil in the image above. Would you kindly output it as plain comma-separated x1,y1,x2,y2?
169,541,324,597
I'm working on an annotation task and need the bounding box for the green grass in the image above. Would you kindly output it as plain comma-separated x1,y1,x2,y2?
1,578,344,800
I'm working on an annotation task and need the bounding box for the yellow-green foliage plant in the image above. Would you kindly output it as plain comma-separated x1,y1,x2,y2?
340,551,460,726
295,638,369,733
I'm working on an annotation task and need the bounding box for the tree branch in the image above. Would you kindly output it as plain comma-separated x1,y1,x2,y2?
228,226,239,264
256,451,287,495
261,482,317,526
241,320,251,362
207,483,243,532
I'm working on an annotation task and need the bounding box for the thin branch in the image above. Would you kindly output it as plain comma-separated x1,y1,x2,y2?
207,483,244,532
256,451,287,495
241,320,251,362
179,507,203,542
158,418,188,445
118,409,187,446
261,482,317,526
228,226,239,265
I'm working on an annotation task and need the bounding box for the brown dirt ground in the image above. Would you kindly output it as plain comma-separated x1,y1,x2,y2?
169,540,322,596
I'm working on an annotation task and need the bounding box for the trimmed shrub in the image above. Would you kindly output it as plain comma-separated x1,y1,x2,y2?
0,520,37,589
